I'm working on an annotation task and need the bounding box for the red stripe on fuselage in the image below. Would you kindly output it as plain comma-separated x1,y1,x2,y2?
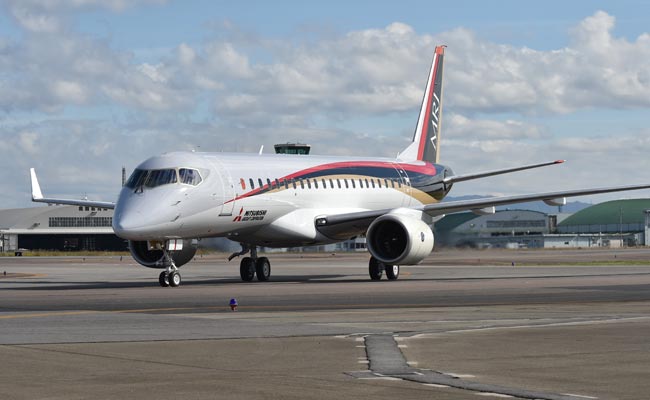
223,160,438,204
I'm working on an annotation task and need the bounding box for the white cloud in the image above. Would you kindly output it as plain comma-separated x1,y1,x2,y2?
51,80,87,103
17,131,40,155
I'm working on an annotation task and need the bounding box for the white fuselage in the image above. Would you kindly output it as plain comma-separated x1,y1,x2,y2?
112,151,448,247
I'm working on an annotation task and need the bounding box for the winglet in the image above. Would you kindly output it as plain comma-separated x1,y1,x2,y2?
30,168,44,200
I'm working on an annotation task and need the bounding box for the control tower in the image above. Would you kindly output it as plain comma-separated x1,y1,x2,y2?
274,142,311,155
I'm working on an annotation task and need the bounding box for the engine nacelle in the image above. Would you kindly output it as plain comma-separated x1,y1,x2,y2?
129,240,197,269
366,212,434,265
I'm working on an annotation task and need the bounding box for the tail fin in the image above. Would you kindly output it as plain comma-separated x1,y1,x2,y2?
399,45,446,163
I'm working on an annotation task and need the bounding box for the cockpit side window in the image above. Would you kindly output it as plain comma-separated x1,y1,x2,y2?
179,168,202,186
144,169,177,188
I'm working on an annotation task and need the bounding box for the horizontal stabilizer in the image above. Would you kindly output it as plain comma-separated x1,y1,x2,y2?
443,160,565,184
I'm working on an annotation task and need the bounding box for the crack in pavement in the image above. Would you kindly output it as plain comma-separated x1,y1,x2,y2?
347,334,594,400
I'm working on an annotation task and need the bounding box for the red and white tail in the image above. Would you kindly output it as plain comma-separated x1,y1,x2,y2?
400,45,446,163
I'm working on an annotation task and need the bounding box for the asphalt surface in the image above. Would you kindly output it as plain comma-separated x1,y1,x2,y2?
1,248,650,399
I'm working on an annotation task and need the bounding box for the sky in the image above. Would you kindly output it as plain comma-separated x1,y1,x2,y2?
2,0,650,208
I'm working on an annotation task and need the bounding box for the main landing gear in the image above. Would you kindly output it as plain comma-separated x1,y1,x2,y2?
159,247,182,288
369,256,400,281
229,244,271,282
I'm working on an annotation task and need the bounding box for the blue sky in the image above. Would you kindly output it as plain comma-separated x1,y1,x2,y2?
67,1,650,51
1,0,650,207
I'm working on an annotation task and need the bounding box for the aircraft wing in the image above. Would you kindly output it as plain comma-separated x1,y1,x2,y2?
315,183,650,238
30,168,116,209
420,183,650,216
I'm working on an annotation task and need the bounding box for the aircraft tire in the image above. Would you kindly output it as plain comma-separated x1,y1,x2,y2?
255,257,271,281
158,271,170,287
240,257,255,282
169,271,181,287
385,264,400,280
369,257,383,280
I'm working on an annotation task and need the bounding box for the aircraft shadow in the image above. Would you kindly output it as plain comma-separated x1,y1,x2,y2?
3,274,363,290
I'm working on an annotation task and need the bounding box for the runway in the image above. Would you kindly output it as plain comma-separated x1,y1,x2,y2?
1,249,650,399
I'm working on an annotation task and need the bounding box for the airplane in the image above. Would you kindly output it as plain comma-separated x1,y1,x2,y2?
30,45,650,287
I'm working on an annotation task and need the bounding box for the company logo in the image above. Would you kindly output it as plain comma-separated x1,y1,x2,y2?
233,207,268,222
428,92,440,151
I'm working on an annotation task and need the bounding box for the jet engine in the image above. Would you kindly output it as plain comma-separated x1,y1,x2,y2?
128,240,197,269
366,211,434,265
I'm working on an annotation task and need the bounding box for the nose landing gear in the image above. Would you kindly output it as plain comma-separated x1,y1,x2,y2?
159,244,182,288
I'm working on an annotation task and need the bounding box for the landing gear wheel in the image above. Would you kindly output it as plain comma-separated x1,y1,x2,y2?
240,257,255,282
255,257,271,281
369,257,383,281
169,271,182,287
158,271,170,287
385,264,400,280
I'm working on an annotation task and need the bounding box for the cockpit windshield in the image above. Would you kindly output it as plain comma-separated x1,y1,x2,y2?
144,169,177,188
125,168,203,190
125,169,147,189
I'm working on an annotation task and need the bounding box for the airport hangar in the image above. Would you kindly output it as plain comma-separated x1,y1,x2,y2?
0,205,124,252
433,199,650,249
2,199,650,253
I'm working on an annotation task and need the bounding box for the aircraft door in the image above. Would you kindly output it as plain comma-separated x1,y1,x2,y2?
211,157,236,216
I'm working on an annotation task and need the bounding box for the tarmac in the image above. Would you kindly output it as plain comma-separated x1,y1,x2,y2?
1,248,650,399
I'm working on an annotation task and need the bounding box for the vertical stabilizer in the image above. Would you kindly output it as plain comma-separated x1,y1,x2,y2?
399,45,445,163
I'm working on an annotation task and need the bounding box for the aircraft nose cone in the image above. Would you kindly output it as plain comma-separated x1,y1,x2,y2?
112,189,152,240
113,210,146,240
113,186,182,240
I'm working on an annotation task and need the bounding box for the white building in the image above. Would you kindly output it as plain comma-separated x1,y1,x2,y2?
0,205,123,252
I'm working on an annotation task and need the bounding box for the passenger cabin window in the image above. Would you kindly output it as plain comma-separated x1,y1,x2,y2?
179,168,202,186
258,178,263,188
249,178,255,189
